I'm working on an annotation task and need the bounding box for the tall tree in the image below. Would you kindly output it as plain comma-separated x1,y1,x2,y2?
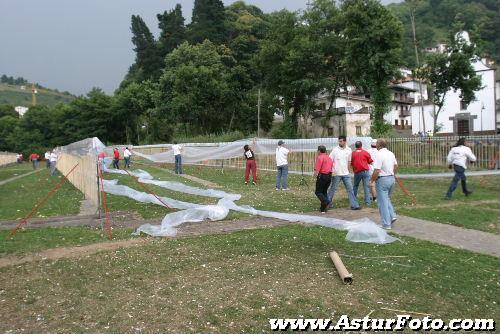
157,4,186,59
341,0,403,135
422,31,482,133
159,41,237,134
188,0,227,44
258,10,324,134
130,15,162,80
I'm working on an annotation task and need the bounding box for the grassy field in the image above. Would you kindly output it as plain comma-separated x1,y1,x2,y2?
0,163,33,181
0,83,74,106
0,162,498,256
0,225,498,332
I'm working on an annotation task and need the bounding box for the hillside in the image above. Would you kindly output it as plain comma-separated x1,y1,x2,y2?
388,0,500,66
0,83,75,107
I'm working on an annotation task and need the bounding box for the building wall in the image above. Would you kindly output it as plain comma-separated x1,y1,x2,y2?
344,114,371,136
411,61,496,134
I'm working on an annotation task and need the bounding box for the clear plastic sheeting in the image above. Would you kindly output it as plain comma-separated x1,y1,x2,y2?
131,137,373,164
103,169,399,244
56,137,106,156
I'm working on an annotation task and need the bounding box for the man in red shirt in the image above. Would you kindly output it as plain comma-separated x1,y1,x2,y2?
351,141,373,206
30,153,39,170
314,145,334,213
112,148,120,169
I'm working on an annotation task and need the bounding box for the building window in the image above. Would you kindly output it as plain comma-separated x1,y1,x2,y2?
405,120,409,125
327,127,333,136
395,120,399,126
319,103,326,111
460,100,468,110
356,126,362,136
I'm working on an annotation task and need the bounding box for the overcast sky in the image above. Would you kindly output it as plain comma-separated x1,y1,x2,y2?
0,0,401,95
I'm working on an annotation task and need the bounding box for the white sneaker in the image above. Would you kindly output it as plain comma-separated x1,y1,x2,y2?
275,188,280,191
282,188,290,191
391,218,397,224
383,226,392,230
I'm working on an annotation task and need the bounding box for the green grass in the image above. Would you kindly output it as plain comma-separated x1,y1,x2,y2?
0,225,498,332
0,83,74,106
0,163,33,181
0,168,83,220
0,227,134,256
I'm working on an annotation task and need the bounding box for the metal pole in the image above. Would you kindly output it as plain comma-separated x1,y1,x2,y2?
410,6,426,133
257,88,261,137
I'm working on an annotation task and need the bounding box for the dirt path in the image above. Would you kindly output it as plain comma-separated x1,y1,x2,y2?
0,217,289,268
0,168,43,186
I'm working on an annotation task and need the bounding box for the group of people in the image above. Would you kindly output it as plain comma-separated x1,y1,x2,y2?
18,150,58,175
312,136,398,229
108,147,132,169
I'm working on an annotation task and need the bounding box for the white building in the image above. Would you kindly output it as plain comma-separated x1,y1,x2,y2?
411,58,497,135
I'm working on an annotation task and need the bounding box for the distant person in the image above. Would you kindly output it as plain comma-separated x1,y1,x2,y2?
328,135,360,210
351,141,374,206
112,148,120,169
44,151,51,169
367,139,378,201
16,153,22,164
275,140,290,191
97,151,106,170
370,139,398,230
314,145,334,213
445,138,476,199
172,142,183,174
123,147,132,169
243,144,257,185
30,152,39,170
49,151,58,176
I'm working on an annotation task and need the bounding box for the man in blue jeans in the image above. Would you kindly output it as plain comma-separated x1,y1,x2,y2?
445,138,476,199
275,140,290,190
351,141,374,206
327,135,360,210
370,139,398,230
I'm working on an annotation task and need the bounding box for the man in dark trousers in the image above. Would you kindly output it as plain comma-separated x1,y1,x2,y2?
445,138,476,199
351,141,374,206
313,145,334,213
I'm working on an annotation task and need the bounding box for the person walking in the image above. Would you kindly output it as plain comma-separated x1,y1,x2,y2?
351,141,373,206
327,136,360,210
44,151,51,169
370,139,398,230
314,145,334,213
172,142,183,174
445,138,476,199
367,139,378,201
29,152,39,170
112,148,120,169
123,147,132,169
49,150,58,176
275,140,290,191
243,144,257,185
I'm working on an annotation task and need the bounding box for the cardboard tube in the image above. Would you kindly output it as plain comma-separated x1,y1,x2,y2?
329,251,353,284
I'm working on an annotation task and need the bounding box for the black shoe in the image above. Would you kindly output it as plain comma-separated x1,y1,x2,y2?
351,207,361,211
465,191,473,197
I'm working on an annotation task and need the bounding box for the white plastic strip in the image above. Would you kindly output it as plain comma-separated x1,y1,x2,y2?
103,169,399,244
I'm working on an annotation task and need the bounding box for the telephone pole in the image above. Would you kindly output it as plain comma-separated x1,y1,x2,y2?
410,4,426,133
257,88,261,137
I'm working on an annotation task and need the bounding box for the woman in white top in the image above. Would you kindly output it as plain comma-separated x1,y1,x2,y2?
445,138,476,199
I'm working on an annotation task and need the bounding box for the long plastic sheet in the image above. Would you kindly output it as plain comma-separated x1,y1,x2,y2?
103,169,398,244
131,137,373,164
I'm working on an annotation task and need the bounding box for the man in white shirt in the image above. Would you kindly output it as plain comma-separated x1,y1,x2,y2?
275,140,290,190
367,139,378,201
49,151,58,176
327,135,360,210
44,151,51,169
445,138,476,199
369,138,398,229
123,147,132,169
172,142,183,174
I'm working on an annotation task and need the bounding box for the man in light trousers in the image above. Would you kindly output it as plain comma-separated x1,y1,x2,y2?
370,139,398,230
327,135,360,210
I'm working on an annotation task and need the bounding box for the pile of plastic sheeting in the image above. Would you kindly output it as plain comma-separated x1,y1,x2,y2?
103,169,399,244
131,137,373,164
